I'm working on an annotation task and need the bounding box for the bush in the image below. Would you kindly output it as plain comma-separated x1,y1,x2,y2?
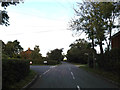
67,52,88,64
30,59,44,65
47,60,58,65
97,48,120,76
30,59,58,65
2,59,30,89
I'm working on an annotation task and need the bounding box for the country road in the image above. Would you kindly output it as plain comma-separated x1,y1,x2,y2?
30,62,119,89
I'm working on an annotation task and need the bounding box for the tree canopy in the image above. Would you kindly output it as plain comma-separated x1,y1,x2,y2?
2,40,23,58
70,1,120,54
67,39,94,64
46,48,64,63
30,45,42,60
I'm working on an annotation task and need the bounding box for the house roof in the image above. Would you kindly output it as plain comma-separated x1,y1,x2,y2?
111,31,120,39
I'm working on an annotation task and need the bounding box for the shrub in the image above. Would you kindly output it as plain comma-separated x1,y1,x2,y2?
30,59,58,65
97,48,120,75
31,59,44,65
2,59,30,89
47,60,58,65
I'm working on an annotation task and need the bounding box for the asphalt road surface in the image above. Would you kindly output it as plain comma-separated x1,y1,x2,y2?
30,62,119,89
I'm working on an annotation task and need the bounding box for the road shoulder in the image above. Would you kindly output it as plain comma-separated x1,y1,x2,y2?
22,73,39,89
79,65,120,88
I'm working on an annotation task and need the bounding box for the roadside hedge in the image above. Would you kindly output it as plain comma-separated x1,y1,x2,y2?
2,59,30,89
47,60,58,65
97,48,120,76
30,59,58,65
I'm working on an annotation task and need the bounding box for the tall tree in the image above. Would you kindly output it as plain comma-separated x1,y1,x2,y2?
70,1,120,54
13,40,23,54
99,2,120,51
46,48,63,63
30,45,42,60
3,40,23,58
67,39,95,65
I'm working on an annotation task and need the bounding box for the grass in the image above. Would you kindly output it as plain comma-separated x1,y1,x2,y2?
79,64,120,85
10,70,37,89
69,62,87,66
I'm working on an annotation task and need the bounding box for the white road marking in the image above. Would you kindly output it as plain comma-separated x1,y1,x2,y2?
50,66,57,68
39,69,51,78
77,85,80,90
46,69,50,73
43,72,46,75
71,72,75,79
42,69,51,75
50,66,53,68
47,69,50,72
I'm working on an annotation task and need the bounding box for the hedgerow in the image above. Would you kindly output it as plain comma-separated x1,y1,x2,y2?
2,59,30,89
97,48,120,77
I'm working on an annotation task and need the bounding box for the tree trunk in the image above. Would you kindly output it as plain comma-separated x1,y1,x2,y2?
91,30,95,50
109,28,112,49
108,18,114,51
92,37,95,50
99,41,103,54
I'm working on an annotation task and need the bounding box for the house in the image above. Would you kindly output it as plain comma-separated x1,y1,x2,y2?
25,48,33,55
111,31,120,49
20,48,33,59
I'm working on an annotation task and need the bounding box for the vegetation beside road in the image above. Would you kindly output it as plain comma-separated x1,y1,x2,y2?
2,40,63,66
1,1,120,89
2,40,63,89
30,59,60,65
68,2,120,87
2,59,30,89
2,59,37,89
69,48,120,86
10,70,37,89
66,37,120,87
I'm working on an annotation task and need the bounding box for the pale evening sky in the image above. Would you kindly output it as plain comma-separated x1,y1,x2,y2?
0,0,89,56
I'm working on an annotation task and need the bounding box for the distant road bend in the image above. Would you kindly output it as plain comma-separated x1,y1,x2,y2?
30,62,119,89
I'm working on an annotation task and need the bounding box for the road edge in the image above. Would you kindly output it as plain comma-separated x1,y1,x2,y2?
80,67,120,88
22,74,39,89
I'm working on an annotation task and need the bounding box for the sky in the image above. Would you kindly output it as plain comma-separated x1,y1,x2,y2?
0,0,87,56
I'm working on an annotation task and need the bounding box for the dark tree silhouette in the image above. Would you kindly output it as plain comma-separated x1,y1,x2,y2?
0,1,24,26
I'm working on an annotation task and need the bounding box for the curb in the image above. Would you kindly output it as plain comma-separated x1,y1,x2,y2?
22,74,39,89
80,68,120,88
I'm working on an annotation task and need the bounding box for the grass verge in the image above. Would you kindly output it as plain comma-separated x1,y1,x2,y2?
10,70,37,89
79,65,120,86
69,62,87,66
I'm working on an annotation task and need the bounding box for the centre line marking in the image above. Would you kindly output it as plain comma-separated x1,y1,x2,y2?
43,69,50,75
77,85,80,90
71,72,75,79
43,72,46,75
